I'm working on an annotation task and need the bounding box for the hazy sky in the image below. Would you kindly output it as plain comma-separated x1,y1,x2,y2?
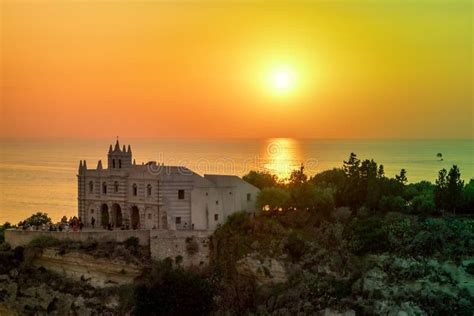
1,0,472,139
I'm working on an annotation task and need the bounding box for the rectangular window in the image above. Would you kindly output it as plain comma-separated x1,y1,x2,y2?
247,193,251,201
215,200,219,205
214,214,219,221
148,214,152,220
175,217,181,224
178,190,185,200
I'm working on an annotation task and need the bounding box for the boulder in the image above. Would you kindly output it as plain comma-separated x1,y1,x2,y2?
236,254,287,286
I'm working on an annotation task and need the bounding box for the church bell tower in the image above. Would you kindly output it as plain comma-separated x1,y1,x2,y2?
107,139,132,169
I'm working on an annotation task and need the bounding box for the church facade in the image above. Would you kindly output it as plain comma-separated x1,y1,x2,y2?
77,141,259,230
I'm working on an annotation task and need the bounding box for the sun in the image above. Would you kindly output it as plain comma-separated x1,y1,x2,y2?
268,66,296,94
274,71,290,90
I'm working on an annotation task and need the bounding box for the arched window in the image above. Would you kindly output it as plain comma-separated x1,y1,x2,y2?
133,183,138,196
147,184,152,196
102,182,107,194
119,159,122,168
114,181,119,193
89,181,94,193
112,159,116,168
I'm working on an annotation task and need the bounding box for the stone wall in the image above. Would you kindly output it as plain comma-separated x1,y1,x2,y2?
150,230,213,267
6,229,214,267
5,229,150,248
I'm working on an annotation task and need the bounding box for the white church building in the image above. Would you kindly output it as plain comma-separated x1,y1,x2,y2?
77,141,259,231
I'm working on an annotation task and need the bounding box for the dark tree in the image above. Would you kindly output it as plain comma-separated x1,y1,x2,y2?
288,164,308,187
242,170,279,189
22,212,51,227
434,168,448,210
445,165,464,214
461,179,474,213
435,166,464,213
342,153,362,212
395,169,408,184
377,164,385,178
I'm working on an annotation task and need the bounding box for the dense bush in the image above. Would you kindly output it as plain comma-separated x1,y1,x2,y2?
0,222,13,244
242,170,280,189
410,194,437,215
124,236,140,253
285,231,307,262
256,187,290,212
0,246,23,274
379,195,406,213
344,217,389,254
134,260,213,316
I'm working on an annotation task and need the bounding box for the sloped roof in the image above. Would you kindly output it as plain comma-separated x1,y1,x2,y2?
204,174,256,189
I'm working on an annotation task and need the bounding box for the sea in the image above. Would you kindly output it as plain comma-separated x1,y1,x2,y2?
0,138,472,224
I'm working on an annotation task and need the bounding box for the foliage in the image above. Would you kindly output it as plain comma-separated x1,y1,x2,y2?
460,179,474,213
134,260,214,316
256,187,290,212
435,165,464,213
22,212,51,227
284,231,307,262
289,182,335,215
466,263,474,275
242,170,279,189
395,168,408,184
344,217,389,255
311,168,346,206
124,237,140,254
404,181,434,201
410,194,437,215
378,195,406,213
0,222,13,244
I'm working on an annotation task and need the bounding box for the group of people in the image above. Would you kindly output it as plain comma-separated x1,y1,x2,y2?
19,216,85,232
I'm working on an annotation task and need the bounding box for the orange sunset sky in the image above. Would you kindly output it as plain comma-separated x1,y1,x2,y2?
1,0,472,139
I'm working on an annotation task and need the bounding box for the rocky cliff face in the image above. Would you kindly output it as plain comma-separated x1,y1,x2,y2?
33,248,142,288
0,267,125,315
0,244,144,315
236,253,287,285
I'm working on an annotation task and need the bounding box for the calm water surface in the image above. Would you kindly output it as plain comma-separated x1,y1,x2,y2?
0,138,472,223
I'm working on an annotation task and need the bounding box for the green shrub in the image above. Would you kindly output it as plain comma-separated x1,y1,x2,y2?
124,236,140,251
411,194,437,215
284,231,307,262
466,263,474,275
0,222,13,244
345,217,389,254
0,246,23,274
379,195,406,213
175,255,183,265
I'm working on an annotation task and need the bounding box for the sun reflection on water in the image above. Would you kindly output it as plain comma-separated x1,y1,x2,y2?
261,138,303,180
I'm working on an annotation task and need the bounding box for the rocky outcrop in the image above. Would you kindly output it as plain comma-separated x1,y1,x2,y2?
350,255,474,314
236,253,287,285
33,248,142,287
0,269,122,315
